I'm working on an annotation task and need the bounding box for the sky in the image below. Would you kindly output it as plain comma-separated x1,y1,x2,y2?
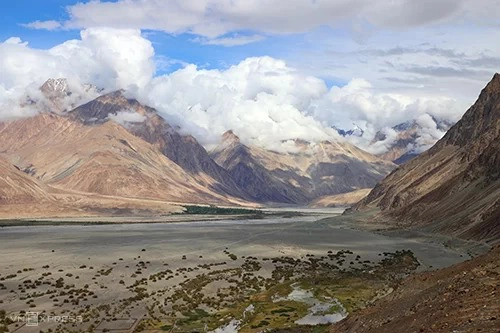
0,0,499,153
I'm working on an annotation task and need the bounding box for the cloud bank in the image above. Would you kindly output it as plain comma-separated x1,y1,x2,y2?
0,28,486,154
29,0,500,41
0,28,153,119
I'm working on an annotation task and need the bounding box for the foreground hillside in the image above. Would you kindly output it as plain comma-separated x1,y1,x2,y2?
330,245,499,333
325,74,500,333
354,73,500,243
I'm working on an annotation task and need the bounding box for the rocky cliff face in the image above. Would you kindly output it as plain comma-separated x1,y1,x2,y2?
211,131,395,204
354,73,500,242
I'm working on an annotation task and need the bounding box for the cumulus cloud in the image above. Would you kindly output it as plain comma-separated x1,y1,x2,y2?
0,28,154,120
311,78,463,129
108,110,147,126
0,28,473,154
305,78,464,154
141,57,335,150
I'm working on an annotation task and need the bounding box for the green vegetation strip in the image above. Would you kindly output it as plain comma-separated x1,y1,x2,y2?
181,205,263,215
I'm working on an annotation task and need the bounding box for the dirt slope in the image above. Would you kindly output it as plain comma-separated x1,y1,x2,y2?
330,246,500,333
0,157,51,204
0,113,245,206
310,189,371,207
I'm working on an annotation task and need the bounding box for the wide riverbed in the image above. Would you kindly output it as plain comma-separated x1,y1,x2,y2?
0,213,466,271
0,212,471,333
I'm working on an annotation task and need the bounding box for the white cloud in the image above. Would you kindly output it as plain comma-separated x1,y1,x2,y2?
194,34,265,47
0,28,154,120
311,78,464,129
29,0,499,41
0,28,482,155
21,20,62,30
141,57,335,150
108,110,146,126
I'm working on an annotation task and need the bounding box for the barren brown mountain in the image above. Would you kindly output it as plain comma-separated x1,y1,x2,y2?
68,91,248,200
211,130,395,204
0,112,245,207
310,189,371,208
0,156,51,204
354,73,500,243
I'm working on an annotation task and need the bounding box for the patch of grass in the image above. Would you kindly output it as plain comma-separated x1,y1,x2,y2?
181,205,262,216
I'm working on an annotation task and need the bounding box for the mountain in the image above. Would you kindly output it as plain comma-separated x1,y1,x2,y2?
0,112,245,206
309,188,371,208
68,91,248,199
353,73,500,243
210,131,310,203
336,117,454,164
0,157,52,205
373,117,454,164
211,131,395,204
335,124,364,137
0,80,401,212
36,78,102,113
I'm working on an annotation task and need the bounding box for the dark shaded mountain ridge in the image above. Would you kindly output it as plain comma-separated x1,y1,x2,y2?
353,73,500,243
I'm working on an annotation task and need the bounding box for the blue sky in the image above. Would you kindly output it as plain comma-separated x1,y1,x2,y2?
1,1,312,76
0,1,79,47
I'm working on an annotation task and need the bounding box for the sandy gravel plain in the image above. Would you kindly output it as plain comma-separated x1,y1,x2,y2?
0,210,479,333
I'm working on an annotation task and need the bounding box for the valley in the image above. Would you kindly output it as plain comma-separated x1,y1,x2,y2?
0,211,474,333
0,5,498,331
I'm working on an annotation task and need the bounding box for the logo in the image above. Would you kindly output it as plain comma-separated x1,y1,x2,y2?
9,312,83,326
26,312,39,327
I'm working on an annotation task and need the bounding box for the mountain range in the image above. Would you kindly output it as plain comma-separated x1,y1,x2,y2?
0,79,396,216
337,117,454,165
210,130,393,204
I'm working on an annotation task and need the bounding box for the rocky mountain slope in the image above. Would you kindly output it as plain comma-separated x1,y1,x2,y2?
0,157,52,205
330,245,500,333
68,91,248,199
354,73,500,243
310,189,371,208
0,112,244,206
211,131,395,204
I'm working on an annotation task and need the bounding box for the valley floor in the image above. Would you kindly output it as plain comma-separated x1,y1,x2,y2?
0,210,490,333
